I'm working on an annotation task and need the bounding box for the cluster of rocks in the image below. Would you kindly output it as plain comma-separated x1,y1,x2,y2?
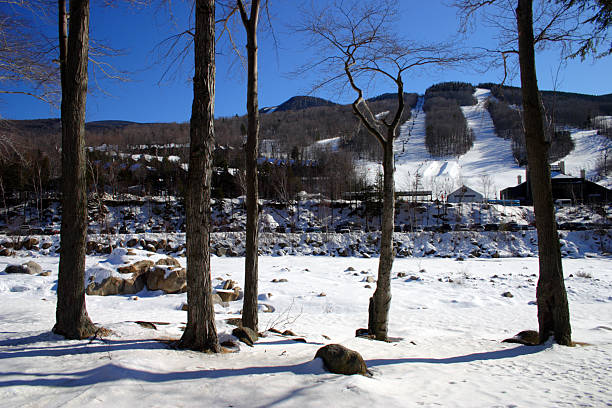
86,256,186,296
0,237,52,256
3,227,610,261
85,237,185,256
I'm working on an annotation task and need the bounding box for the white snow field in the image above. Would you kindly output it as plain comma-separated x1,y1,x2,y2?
1,252,612,407
555,129,612,187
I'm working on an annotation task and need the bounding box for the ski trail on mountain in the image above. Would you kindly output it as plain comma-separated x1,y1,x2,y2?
558,129,612,187
458,88,523,191
391,88,524,195
361,87,609,196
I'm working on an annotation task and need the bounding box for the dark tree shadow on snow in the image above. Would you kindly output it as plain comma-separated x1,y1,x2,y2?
0,331,548,389
366,344,548,368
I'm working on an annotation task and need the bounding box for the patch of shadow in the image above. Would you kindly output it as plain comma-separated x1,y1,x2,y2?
366,344,549,367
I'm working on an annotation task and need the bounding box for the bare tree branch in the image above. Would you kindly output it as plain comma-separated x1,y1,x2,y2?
0,7,59,107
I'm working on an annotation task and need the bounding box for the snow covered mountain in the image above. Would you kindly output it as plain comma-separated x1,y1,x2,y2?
358,88,612,198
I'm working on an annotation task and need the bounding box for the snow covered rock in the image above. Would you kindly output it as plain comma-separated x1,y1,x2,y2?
86,276,128,296
117,260,155,275
216,287,242,302
232,326,258,346
146,266,186,293
22,238,39,251
87,253,185,295
155,257,181,268
4,261,41,275
0,247,14,256
22,261,42,275
424,242,437,256
86,266,147,296
315,344,369,376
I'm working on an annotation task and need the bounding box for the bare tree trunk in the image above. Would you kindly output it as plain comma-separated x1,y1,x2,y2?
368,132,395,341
516,0,571,345
53,0,98,339
0,176,8,227
178,0,220,353
238,0,261,333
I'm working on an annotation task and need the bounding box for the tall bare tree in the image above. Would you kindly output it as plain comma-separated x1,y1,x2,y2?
454,0,609,345
302,0,462,341
516,0,571,345
178,0,220,353
53,0,99,339
236,0,261,333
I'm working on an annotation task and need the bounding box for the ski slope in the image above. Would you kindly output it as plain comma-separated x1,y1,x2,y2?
554,129,612,187
390,88,522,197
360,88,610,197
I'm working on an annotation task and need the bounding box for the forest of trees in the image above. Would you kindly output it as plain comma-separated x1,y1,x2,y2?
480,83,612,130
424,82,475,157
0,92,419,209
2,82,610,212
485,94,575,165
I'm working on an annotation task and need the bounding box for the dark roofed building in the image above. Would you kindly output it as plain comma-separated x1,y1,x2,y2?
501,171,611,205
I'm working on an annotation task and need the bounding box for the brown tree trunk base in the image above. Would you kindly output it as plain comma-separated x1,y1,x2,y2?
52,320,103,340
177,328,221,353
367,295,389,342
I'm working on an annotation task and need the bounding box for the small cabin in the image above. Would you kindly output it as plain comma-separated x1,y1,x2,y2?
447,185,484,203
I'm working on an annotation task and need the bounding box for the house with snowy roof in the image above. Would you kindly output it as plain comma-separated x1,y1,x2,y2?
447,185,484,203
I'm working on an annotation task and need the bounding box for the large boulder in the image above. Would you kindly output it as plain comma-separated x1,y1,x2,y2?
5,264,27,274
86,276,125,296
117,260,154,276
0,248,15,256
86,273,146,296
232,327,259,346
146,266,186,293
22,261,42,275
4,261,41,275
22,237,39,250
314,344,368,376
216,287,242,302
155,257,181,268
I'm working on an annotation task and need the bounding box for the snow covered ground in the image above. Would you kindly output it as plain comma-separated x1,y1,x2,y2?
554,129,612,187
1,252,612,407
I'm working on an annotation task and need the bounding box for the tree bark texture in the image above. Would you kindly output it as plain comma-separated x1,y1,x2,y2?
53,0,98,339
361,78,404,342
239,0,261,333
178,0,220,353
368,133,395,341
516,0,572,345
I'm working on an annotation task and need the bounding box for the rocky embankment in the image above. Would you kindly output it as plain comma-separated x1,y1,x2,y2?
2,228,610,260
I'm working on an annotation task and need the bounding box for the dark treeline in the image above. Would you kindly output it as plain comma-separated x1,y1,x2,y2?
2,84,608,212
485,98,575,165
425,82,477,106
479,83,612,130
424,82,474,157
0,93,416,210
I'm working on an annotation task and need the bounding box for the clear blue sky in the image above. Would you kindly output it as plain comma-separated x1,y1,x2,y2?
2,1,611,123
